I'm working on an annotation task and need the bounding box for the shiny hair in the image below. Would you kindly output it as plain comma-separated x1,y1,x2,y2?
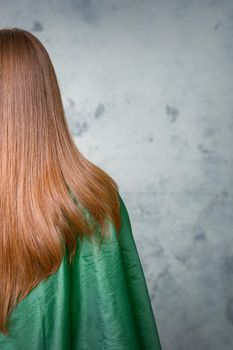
0,27,121,335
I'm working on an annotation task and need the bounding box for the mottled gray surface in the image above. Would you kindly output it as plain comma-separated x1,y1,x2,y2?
1,0,233,349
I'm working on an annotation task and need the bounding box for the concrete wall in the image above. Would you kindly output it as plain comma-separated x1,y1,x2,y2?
1,1,233,349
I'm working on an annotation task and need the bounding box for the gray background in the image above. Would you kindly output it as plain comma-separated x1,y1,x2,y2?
1,0,233,349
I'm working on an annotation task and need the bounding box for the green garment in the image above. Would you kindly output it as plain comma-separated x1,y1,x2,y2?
0,194,162,349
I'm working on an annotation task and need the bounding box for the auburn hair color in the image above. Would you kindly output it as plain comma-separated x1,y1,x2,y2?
0,27,121,335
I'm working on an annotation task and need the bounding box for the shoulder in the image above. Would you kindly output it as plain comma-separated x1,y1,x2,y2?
118,193,132,231
117,192,132,227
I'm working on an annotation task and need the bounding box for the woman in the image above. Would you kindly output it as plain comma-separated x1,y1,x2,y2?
0,27,162,349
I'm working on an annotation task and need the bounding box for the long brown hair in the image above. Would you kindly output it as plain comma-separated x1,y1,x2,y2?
0,27,121,335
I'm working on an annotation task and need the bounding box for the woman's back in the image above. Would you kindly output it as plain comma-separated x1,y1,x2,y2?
0,28,162,349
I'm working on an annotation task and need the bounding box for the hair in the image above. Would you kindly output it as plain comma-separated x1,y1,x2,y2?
0,27,121,335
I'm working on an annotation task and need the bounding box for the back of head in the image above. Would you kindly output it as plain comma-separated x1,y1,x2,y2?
0,27,121,335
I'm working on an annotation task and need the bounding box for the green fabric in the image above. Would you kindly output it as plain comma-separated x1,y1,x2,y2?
0,194,162,349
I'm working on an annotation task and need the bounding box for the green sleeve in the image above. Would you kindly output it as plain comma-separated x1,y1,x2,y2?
70,193,162,349
116,194,162,349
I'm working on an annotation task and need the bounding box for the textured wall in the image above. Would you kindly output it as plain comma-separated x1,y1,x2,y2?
1,0,233,349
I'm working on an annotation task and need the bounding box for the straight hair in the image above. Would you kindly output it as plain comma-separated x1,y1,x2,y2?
0,27,121,335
